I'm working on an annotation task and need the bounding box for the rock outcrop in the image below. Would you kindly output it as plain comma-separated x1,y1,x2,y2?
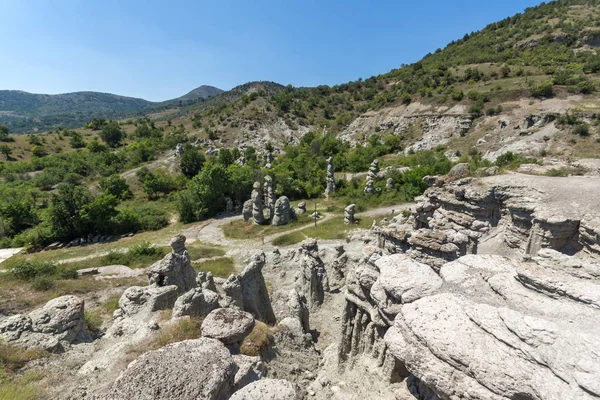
324,156,335,198
147,234,196,295
374,174,600,269
279,288,310,336
272,196,294,226
229,379,296,400
242,199,253,223
172,287,220,318
109,338,238,400
296,201,307,216
202,308,255,345
264,175,276,220
251,182,265,225
364,160,379,195
344,204,356,224
296,239,329,310
382,253,600,400
239,252,277,325
0,295,88,352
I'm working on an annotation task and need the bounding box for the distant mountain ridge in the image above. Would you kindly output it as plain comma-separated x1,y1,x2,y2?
0,85,223,133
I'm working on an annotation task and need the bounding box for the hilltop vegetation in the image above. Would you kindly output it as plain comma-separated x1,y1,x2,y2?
0,85,223,134
177,0,600,141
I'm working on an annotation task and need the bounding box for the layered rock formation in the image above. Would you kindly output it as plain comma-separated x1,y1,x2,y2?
371,174,600,269
338,173,600,399
364,160,379,195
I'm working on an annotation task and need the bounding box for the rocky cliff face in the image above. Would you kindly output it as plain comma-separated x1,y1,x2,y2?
338,173,600,400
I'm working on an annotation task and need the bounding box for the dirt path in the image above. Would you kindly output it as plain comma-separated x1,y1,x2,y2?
0,247,23,265
191,215,242,246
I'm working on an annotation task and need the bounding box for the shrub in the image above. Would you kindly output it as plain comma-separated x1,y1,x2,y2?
100,121,125,147
530,80,553,98
7,260,57,281
29,276,55,291
573,123,590,136
240,321,273,357
451,90,464,101
84,310,103,333
579,80,595,94
100,174,131,200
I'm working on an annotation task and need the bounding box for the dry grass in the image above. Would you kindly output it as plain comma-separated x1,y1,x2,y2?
0,274,144,315
125,317,203,361
84,294,121,334
272,215,376,246
193,257,235,278
0,370,45,400
240,321,273,357
186,242,226,260
222,214,313,240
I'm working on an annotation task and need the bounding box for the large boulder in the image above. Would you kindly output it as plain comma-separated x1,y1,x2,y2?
0,295,87,352
243,200,253,223
172,288,220,318
272,196,293,226
110,338,236,400
229,379,296,400
202,308,255,344
116,285,179,318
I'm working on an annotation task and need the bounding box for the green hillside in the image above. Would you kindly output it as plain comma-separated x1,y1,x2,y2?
178,0,600,136
0,85,223,133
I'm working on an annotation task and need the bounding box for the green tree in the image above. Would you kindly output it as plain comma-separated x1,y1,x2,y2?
49,184,93,241
100,121,125,147
0,126,13,142
0,144,12,160
31,145,47,158
100,174,132,199
530,80,554,98
87,138,108,153
69,132,85,148
180,147,206,178
177,162,231,222
218,148,234,167
81,194,119,234
140,170,177,199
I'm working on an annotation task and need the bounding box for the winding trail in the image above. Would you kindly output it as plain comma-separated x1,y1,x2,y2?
192,202,415,248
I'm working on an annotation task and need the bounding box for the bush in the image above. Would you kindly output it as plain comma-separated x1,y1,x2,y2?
100,121,125,147
29,276,55,291
451,90,464,101
578,80,595,95
573,123,590,136
7,260,57,281
530,80,553,98
180,146,206,178
100,174,131,200
240,321,273,357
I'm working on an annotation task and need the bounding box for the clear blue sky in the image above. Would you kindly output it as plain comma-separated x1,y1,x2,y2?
0,0,542,101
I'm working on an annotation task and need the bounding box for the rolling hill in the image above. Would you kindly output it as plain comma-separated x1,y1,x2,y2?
0,85,223,133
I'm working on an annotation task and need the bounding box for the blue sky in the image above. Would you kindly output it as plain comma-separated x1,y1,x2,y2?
0,0,542,101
